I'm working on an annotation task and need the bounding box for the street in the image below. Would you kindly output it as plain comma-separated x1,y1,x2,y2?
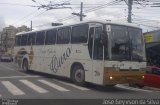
0,62,159,99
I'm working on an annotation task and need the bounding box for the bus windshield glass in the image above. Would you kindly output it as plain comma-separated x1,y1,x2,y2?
109,25,145,61
129,28,145,61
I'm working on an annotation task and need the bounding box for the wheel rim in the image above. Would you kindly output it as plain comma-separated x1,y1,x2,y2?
75,69,84,83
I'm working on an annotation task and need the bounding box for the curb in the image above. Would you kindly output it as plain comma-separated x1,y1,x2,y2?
144,86,160,91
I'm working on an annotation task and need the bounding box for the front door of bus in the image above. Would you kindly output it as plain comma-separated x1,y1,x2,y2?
89,25,104,85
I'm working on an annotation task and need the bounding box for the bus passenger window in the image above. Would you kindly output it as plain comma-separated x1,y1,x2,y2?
57,27,70,44
27,33,36,45
45,30,56,45
21,34,28,46
16,35,21,46
71,24,88,43
36,31,45,45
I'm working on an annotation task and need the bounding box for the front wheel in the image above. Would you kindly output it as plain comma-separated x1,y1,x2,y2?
71,65,85,86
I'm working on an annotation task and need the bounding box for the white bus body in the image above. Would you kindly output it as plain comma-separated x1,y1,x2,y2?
14,20,146,86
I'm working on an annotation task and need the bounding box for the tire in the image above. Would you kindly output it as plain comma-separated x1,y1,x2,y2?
23,60,29,72
106,84,116,87
71,65,85,86
136,84,144,88
129,83,137,87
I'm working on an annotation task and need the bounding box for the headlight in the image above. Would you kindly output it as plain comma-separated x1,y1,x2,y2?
109,76,113,80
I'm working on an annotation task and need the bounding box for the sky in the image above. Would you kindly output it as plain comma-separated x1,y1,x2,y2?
0,0,160,32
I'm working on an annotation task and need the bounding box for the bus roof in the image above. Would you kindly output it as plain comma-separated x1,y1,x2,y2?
16,20,141,36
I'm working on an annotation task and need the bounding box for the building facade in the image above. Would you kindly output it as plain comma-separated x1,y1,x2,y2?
1,25,30,55
144,30,160,67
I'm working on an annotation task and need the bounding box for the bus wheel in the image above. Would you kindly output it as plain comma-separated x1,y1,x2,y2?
23,60,29,72
72,65,85,86
106,84,116,87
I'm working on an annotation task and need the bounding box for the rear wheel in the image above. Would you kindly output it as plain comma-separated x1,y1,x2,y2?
23,60,29,72
71,65,85,86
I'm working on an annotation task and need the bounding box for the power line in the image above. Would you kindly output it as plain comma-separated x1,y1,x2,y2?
133,22,160,28
33,0,160,29
34,0,122,27
132,14,160,23
0,2,36,7
11,0,72,27
83,0,121,13
12,9,40,26
72,2,86,21
31,0,72,10
52,0,121,22
19,10,48,26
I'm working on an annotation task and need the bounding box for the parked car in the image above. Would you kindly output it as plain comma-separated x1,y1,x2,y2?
0,55,13,62
143,66,160,88
131,66,160,88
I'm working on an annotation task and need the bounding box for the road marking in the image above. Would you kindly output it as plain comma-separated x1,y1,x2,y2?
2,66,14,71
0,63,15,71
116,84,152,92
54,80,90,91
38,80,69,92
20,80,48,93
0,75,41,79
1,81,25,95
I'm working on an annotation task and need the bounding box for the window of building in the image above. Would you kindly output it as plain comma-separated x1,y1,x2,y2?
21,34,28,46
57,27,70,44
45,29,56,45
71,24,89,43
27,32,36,45
36,31,45,45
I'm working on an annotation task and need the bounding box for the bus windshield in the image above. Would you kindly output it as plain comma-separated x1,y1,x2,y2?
109,25,145,61
129,28,145,61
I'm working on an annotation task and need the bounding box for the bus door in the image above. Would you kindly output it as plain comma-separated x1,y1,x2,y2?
89,24,104,84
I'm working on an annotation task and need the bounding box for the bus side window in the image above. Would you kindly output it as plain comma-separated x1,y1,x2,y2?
16,35,21,46
21,34,28,46
57,27,70,44
71,24,88,43
27,33,36,45
45,29,56,45
88,27,94,58
36,31,45,45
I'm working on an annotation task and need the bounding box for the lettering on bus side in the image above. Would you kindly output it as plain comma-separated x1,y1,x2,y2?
50,48,71,73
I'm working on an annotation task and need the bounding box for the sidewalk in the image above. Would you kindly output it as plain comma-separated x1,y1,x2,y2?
123,83,160,91
144,86,160,91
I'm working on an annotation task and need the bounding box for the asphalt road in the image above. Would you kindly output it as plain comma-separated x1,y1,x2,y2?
0,62,160,99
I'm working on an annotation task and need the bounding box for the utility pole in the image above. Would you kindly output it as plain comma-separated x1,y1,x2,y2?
31,21,32,31
80,2,83,21
72,2,86,21
127,0,133,23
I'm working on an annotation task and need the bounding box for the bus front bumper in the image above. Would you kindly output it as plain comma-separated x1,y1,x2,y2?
103,68,145,85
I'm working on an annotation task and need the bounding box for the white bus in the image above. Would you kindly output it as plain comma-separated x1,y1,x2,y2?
14,20,146,86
